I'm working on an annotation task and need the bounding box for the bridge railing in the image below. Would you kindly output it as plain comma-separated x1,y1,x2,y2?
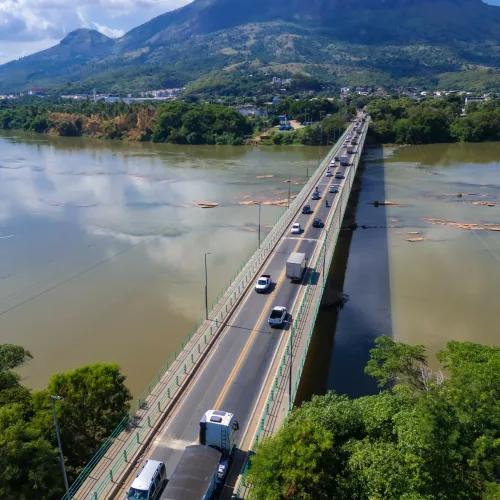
63,127,353,500
233,119,369,499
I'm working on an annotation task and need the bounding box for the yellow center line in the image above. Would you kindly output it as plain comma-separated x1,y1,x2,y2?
213,140,348,410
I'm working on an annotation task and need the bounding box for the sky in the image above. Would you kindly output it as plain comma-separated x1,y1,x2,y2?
0,0,500,66
0,0,191,64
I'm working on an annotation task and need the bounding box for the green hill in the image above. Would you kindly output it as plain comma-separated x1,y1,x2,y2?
1,0,500,93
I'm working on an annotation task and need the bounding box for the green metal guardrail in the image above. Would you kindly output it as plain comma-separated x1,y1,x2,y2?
62,127,353,500
233,121,368,499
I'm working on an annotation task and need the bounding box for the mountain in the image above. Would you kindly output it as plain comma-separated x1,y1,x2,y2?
2,0,500,93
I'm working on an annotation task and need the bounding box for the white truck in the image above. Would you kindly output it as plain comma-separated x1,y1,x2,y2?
255,274,271,293
286,252,306,281
161,410,239,499
340,151,350,166
347,144,354,154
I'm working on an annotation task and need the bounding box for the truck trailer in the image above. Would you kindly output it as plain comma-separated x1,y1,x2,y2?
340,152,350,166
286,252,306,281
161,446,221,500
161,409,239,500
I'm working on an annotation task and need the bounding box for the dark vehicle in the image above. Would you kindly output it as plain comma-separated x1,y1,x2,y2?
312,218,322,228
335,173,345,179
311,191,320,200
302,205,311,214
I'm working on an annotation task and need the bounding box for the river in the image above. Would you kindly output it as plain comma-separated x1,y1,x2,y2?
0,131,328,395
314,142,500,398
2,133,500,401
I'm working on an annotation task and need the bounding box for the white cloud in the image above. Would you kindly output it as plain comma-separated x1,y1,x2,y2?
0,0,191,63
92,21,124,38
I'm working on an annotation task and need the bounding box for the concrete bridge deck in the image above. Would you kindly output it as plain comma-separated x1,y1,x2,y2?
64,115,369,500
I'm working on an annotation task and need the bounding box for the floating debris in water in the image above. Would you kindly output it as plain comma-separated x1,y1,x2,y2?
196,202,219,208
370,200,404,207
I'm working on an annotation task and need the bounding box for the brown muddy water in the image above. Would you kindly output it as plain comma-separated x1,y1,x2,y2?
299,142,500,400
0,131,328,395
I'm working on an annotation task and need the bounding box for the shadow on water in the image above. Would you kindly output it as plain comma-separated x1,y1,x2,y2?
295,144,392,403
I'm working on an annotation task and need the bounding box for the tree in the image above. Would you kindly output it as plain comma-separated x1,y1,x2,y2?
247,338,500,499
364,335,428,390
33,363,132,469
0,345,33,407
0,404,63,500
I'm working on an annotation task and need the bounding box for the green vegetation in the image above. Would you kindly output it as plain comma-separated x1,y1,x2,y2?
0,99,252,144
367,96,500,144
0,343,132,499
152,101,252,145
0,96,354,146
247,336,500,499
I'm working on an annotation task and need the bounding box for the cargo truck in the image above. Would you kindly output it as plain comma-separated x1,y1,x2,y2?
347,144,354,154
286,252,307,281
160,409,239,500
340,152,350,166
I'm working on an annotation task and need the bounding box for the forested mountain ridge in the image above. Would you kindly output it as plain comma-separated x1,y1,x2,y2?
1,0,500,93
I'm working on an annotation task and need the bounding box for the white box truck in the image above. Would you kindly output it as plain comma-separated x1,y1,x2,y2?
286,253,306,281
340,152,350,165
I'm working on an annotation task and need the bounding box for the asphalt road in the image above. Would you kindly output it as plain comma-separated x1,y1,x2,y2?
128,137,356,498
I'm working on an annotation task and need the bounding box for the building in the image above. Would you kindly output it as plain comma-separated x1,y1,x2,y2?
465,96,487,105
272,96,280,105
28,88,47,95
234,105,261,117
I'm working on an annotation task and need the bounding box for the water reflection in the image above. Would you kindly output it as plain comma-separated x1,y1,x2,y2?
0,131,328,395
321,143,500,399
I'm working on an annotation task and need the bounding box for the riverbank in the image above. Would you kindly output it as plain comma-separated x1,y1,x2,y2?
0,98,350,146
367,95,500,145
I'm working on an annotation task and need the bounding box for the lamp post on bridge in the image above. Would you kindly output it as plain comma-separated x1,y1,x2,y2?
258,202,261,247
50,395,70,499
287,172,291,209
205,252,211,320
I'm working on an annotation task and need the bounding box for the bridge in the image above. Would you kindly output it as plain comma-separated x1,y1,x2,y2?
64,114,369,500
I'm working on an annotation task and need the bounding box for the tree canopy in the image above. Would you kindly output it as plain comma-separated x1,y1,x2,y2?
367,96,500,145
0,344,132,499
247,336,500,499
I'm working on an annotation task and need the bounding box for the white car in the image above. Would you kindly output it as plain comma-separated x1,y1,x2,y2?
291,223,301,234
268,306,288,327
255,274,271,293
329,185,339,194
325,169,333,177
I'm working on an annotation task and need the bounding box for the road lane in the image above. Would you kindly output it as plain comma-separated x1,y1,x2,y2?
122,128,358,497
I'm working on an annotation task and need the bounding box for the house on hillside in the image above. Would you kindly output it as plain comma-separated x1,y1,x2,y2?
465,96,487,105
28,88,47,95
272,96,280,105
234,105,261,117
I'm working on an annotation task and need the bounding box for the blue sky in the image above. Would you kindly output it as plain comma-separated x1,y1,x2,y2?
0,0,499,65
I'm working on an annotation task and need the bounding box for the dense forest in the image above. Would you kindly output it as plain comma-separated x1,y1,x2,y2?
367,95,500,144
0,97,354,146
247,336,500,499
0,344,132,499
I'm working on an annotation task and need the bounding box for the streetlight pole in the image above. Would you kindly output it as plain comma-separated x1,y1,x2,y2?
258,203,261,247
289,329,293,411
204,252,211,320
287,172,291,209
50,395,70,499
323,229,327,286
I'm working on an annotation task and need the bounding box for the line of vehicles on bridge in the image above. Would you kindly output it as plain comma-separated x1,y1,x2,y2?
124,118,365,500
126,410,239,500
